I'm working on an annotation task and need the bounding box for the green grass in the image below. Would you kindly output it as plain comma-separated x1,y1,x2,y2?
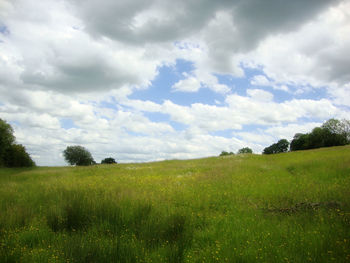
0,146,350,262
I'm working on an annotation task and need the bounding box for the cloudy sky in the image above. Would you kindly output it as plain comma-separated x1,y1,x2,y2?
1,0,350,166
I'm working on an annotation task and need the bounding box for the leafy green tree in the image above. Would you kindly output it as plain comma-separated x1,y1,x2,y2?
237,147,253,154
322,118,350,143
277,139,290,152
321,119,342,134
4,144,35,167
63,146,95,166
101,157,117,164
0,118,35,167
0,118,15,166
339,119,350,142
290,133,309,151
263,139,289,154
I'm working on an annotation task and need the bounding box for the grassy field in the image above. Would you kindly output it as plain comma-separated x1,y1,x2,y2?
0,146,349,262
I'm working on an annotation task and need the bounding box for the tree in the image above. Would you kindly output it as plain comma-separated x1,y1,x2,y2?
263,139,289,154
63,146,95,166
0,118,15,166
4,144,35,167
237,147,253,154
276,139,290,153
219,151,234,156
322,118,350,144
290,133,309,151
101,157,117,164
339,119,350,142
0,118,35,167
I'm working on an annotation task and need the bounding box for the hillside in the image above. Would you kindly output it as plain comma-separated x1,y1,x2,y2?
1,146,350,262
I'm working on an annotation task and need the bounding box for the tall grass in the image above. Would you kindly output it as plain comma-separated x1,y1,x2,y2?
0,146,349,262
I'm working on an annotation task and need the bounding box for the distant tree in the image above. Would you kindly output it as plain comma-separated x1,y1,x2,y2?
0,118,35,167
63,146,95,166
339,119,350,142
0,118,15,166
322,118,350,144
290,119,349,152
277,139,290,153
321,119,342,134
263,139,289,154
219,151,234,156
237,147,253,154
290,133,309,151
4,144,35,167
101,157,117,164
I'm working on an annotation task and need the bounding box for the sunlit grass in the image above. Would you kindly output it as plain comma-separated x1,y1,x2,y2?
1,146,350,262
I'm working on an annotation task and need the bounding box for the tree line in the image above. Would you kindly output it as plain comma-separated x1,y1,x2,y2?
263,119,350,154
1,118,350,167
219,119,350,156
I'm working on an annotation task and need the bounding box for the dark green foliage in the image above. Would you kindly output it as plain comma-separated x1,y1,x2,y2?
0,118,35,167
219,151,234,156
0,119,15,167
4,144,35,167
290,133,309,151
263,139,289,154
290,119,349,151
101,157,117,164
237,147,253,154
63,145,95,166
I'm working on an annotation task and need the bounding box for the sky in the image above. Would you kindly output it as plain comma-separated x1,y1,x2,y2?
0,0,350,166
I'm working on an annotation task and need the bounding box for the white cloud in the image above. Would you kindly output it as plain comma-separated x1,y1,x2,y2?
247,89,274,102
245,1,350,100
250,75,289,92
250,75,271,86
264,122,322,140
172,74,201,92
1,0,349,166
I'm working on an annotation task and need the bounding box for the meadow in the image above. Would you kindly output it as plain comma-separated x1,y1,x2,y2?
0,146,349,262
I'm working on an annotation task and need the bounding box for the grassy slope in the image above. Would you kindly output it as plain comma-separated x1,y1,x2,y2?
0,146,349,262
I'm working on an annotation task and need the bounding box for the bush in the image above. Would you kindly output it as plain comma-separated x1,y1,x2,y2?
101,157,117,164
237,147,253,154
63,146,95,166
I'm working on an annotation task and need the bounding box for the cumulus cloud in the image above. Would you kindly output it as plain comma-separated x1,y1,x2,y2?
246,89,274,102
245,1,350,100
0,0,349,165
172,74,201,92
250,75,289,91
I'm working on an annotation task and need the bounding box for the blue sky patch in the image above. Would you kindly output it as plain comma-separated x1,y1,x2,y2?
60,118,77,129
